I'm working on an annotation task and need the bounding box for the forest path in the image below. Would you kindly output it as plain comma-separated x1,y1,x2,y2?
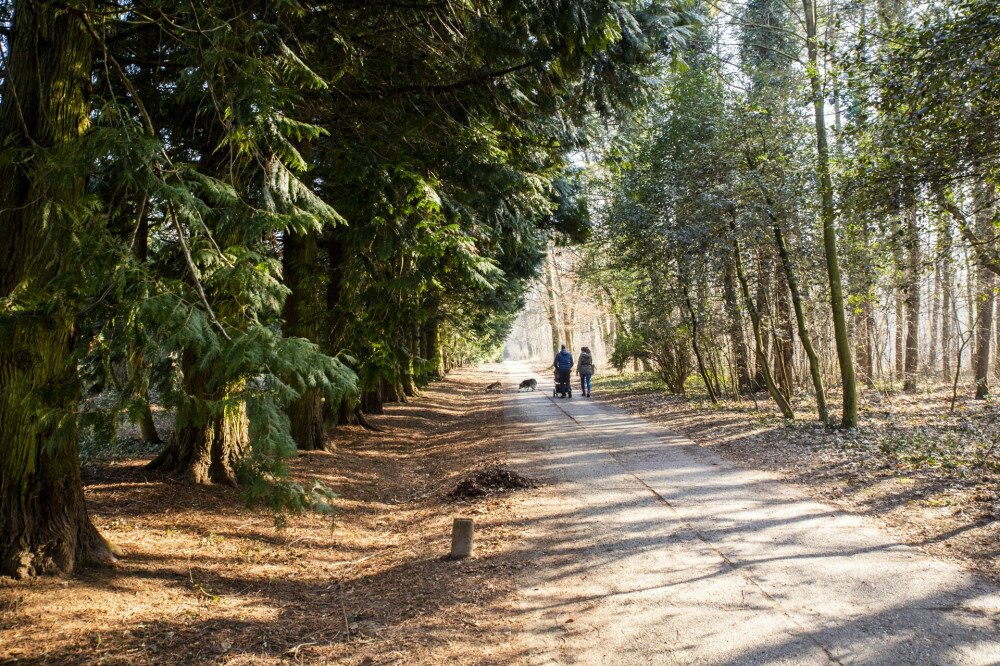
502,361,1000,665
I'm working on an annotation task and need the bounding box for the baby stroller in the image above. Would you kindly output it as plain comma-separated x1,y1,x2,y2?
553,368,573,398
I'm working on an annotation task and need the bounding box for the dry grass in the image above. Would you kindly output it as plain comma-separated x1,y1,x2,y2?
599,373,1000,586
1,367,533,665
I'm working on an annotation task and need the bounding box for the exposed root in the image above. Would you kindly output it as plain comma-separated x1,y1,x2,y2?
354,406,383,432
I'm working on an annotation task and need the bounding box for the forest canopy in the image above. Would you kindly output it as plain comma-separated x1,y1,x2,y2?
570,0,1000,432
4,0,1000,583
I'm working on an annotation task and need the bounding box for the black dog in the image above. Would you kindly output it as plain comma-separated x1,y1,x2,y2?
518,378,537,391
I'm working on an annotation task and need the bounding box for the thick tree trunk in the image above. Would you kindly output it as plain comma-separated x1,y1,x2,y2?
0,0,118,578
804,0,857,426
543,250,562,355
138,402,162,444
903,211,921,392
423,319,444,378
283,230,326,450
288,389,326,451
361,391,384,415
973,181,996,398
148,353,248,484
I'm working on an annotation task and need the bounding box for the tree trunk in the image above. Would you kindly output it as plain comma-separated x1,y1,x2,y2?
941,221,954,382
138,402,162,444
0,0,119,578
543,249,562,355
894,292,904,381
732,230,794,419
283,229,326,450
772,269,795,400
856,301,875,386
903,211,921,392
361,390,384,415
994,296,1000,380
683,287,718,403
423,319,444,378
722,259,753,393
929,262,941,378
804,0,857,426
148,353,249,484
973,181,996,398
753,254,771,391
773,226,828,422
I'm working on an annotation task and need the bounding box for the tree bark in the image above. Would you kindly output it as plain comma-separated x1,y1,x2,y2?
753,253,771,391
929,262,941,378
732,229,794,419
903,211,921,392
722,259,753,393
772,269,795,400
941,219,954,382
148,353,249,484
543,248,562,355
803,0,857,426
282,229,326,450
683,287,718,403
0,0,118,577
856,301,875,386
972,181,996,398
773,226,828,422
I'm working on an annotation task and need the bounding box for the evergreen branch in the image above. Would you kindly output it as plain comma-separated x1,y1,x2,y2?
358,58,546,98
168,204,233,342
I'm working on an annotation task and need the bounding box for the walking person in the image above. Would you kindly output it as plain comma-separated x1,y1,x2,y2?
578,346,595,397
553,344,574,398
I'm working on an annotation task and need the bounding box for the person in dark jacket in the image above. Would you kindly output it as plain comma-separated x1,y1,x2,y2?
553,345,574,396
577,346,595,397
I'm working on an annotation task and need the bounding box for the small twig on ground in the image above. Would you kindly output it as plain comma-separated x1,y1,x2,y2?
328,553,378,569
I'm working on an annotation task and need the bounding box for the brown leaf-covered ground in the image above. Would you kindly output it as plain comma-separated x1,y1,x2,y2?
0,367,531,665
598,372,1000,586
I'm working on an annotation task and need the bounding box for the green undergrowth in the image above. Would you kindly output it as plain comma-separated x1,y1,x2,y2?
599,372,1000,479
596,371,672,396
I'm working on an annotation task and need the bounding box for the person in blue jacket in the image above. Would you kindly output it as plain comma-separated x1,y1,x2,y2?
553,345,574,396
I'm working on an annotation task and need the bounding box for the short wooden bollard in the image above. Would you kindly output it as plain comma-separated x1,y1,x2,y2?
450,518,475,559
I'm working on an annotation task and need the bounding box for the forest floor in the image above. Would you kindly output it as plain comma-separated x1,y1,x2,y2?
0,367,531,665
597,371,1000,586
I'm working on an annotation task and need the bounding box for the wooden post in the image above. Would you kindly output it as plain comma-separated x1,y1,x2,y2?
450,518,474,559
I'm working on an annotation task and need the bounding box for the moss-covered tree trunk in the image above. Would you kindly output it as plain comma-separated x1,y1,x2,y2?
803,0,857,427
148,352,248,484
283,230,326,450
0,0,118,577
773,226,828,422
423,319,444,378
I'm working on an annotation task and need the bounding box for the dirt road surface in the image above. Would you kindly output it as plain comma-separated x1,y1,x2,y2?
503,361,1000,665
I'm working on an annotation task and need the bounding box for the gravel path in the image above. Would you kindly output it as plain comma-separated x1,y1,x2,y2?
504,361,1000,665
